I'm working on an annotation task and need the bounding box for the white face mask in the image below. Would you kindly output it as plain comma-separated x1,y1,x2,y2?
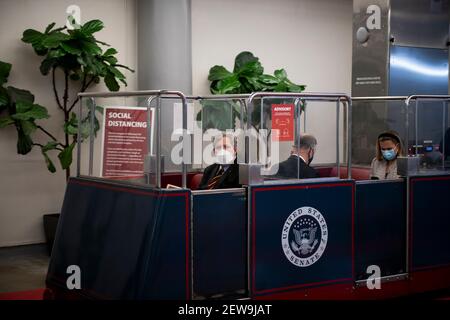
215,148,235,165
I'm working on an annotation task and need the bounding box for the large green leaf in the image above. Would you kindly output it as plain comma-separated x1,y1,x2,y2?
208,65,232,82
108,65,125,80
7,86,34,104
39,58,56,75
42,141,59,152
21,29,44,45
15,99,33,114
238,60,264,78
233,51,259,73
0,116,14,128
103,55,118,65
81,20,104,35
274,68,287,80
41,149,56,173
80,40,102,56
16,127,33,155
258,74,278,85
0,61,12,85
216,75,241,94
58,142,76,169
200,101,235,130
44,22,56,34
63,112,78,135
20,120,37,135
41,32,70,49
47,48,66,59
60,41,82,55
0,87,9,109
286,82,306,92
103,48,118,56
104,71,119,91
12,102,49,120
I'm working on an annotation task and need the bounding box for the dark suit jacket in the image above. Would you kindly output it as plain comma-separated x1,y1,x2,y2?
198,162,241,190
275,155,319,179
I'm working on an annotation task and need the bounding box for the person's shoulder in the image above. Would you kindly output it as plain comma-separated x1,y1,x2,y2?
370,157,380,167
203,163,218,174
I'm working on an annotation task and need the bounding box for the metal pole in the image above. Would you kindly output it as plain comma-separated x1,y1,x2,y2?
406,176,410,275
88,98,96,176
182,95,188,188
76,97,83,177
303,100,307,132
443,101,446,170
295,98,302,179
260,98,263,164
415,100,419,156
156,96,161,188
336,98,340,178
347,100,352,179
146,96,157,185
405,99,410,156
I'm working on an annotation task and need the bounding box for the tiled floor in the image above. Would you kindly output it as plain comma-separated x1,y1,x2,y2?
0,244,49,293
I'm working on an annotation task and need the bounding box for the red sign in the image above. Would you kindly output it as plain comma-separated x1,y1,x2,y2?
271,103,294,141
101,107,153,178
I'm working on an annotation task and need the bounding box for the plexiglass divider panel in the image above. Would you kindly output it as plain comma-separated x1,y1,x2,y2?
245,93,351,182
194,98,247,172
409,98,450,173
78,95,158,183
352,99,408,167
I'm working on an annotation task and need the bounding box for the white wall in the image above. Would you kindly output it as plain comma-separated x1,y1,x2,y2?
191,0,353,163
0,0,137,247
0,0,352,246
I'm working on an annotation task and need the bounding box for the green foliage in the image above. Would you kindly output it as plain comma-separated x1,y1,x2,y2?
22,19,134,92
0,61,50,155
0,19,134,178
208,51,305,94
200,51,306,131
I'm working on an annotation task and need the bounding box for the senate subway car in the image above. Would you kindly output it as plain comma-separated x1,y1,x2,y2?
44,90,450,300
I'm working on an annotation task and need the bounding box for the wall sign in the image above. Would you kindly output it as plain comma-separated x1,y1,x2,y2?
271,103,294,142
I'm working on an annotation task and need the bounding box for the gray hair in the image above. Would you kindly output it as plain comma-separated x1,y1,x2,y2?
294,134,317,150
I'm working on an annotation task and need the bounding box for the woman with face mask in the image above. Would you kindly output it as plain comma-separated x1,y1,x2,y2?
370,131,403,180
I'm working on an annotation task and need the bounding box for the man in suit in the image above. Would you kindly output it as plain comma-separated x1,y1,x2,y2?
198,134,241,190
275,134,319,179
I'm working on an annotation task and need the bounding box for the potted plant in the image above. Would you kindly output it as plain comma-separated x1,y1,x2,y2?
199,51,306,131
0,19,134,255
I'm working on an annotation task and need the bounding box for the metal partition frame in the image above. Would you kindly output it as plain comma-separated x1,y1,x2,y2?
246,92,353,179
151,93,251,186
405,95,450,165
77,90,188,188
352,96,410,274
352,95,450,277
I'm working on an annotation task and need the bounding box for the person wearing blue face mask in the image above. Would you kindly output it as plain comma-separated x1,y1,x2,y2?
370,131,403,180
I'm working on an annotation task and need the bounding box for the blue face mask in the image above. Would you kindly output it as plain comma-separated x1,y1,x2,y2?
382,149,397,161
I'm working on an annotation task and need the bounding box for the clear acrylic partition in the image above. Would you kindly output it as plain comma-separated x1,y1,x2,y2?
247,94,349,181
408,98,450,173
77,92,187,186
190,97,247,172
352,98,408,166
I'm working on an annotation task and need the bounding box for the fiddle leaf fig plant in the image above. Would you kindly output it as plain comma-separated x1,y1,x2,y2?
0,19,134,181
199,51,306,131
208,51,305,94
0,60,51,157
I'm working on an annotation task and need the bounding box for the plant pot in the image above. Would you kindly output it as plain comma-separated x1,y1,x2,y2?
43,213,60,256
